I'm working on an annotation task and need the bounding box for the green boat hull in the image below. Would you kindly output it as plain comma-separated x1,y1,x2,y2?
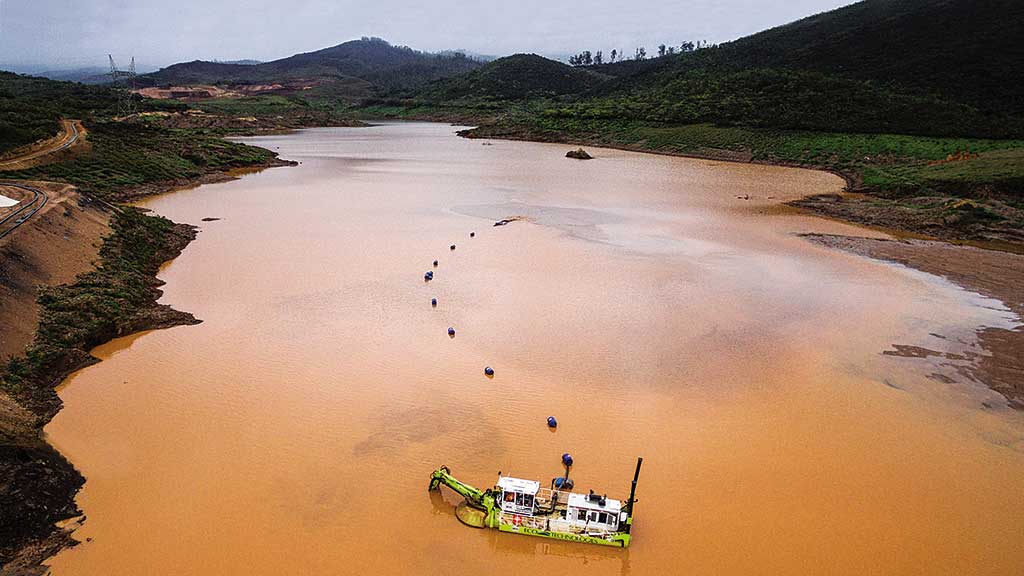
429,464,638,549
497,522,632,548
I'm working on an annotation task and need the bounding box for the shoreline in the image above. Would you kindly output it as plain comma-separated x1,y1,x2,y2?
0,222,197,576
358,108,1022,249
803,234,1024,409
4,121,1022,573
0,155,294,575
444,120,1024,408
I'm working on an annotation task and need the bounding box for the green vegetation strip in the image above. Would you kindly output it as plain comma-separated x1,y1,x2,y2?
2,208,194,411
4,121,278,199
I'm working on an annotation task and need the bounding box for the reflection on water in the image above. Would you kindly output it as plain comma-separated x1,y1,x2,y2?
44,123,1024,575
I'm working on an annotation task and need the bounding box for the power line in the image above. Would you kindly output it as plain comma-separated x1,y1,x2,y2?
108,54,137,117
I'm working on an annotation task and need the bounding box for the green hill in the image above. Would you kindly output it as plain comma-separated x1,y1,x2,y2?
404,0,1024,139
413,54,608,103
0,71,118,152
588,0,1024,137
713,0,1024,117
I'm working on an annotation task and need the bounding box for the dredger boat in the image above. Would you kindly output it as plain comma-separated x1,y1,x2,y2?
428,456,642,548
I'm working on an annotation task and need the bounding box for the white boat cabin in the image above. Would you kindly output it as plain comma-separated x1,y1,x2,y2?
497,476,540,515
565,493,623,530
497,475,625,531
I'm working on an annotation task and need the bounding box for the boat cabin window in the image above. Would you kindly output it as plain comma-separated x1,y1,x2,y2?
572,509,613,525
501,490,536,514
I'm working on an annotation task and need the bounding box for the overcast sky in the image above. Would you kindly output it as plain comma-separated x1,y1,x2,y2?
0,0,852,71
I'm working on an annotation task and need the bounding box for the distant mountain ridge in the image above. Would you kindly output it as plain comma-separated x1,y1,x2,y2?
143,37,482,93
35,64,159,85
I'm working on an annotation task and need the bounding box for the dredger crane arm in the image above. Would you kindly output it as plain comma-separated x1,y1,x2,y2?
428,465,487,507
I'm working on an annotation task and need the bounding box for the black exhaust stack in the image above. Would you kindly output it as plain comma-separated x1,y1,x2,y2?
624,457,643,530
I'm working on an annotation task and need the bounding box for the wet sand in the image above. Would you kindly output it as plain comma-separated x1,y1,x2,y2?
43,123,1024,575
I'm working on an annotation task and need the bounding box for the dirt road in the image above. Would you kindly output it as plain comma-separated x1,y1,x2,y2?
0,120,84,171
0,184,48,239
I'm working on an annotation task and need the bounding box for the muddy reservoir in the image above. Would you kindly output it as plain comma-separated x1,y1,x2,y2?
45,123,1024,574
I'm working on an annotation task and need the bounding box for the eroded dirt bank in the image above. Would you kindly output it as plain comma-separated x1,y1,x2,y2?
0,184,113,575
0,213,198,575
1,156,293,573
0,183,111,358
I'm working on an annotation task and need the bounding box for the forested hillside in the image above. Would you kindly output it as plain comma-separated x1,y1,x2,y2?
405,0,1024,139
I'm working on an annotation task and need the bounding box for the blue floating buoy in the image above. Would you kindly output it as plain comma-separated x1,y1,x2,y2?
431,298,437,307
448,327,456,336
547,416,558,428
484,366,494,376
433,260,438,267
450,244,456,251
553,477,574,490
562,453,573,467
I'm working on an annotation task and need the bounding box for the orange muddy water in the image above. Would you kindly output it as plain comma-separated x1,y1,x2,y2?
45,123,1024,575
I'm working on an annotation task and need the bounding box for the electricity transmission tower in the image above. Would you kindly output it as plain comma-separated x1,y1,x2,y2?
108,55,138,117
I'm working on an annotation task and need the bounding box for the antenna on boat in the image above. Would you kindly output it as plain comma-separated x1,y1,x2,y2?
625,457,643,519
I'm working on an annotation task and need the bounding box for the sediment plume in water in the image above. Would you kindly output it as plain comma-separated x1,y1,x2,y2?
43,123,1024,575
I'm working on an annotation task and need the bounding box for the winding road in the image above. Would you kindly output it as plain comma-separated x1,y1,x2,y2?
0,119,82,170
0,183,48,240
0,120,84,239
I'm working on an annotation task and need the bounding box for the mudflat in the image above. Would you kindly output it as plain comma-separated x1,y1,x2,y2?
806,234,1024,409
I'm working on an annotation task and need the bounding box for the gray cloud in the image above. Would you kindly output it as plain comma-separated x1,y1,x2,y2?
0,0,852,70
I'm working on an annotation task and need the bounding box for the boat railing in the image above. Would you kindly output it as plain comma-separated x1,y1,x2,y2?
500,512,619,539
501,512,551,531
533,487,570,511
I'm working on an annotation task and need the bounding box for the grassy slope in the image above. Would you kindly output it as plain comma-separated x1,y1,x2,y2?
712,0,1024,116
0,72,115,152
4,121,278,199
568,0,1024,137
